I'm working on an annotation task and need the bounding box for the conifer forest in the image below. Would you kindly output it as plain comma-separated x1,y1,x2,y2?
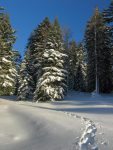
0,1,113,150
0,2,113,101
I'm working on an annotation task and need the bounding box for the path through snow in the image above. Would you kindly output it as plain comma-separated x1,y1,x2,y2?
64,112,98,150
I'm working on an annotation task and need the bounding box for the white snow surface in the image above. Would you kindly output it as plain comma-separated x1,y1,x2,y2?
2,58,11,63
0,91,113,150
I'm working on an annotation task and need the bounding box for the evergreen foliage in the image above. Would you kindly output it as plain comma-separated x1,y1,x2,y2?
85,8,113,93
18,17,51,100
17,54,34,100
103,1,113,23
74,64,85,91
103,1,113,77
34,19,68,102
7,6,113,99
0,8,17,95
27,17,51,87
68,41,77,90
74,43,87,91
13,51,21,95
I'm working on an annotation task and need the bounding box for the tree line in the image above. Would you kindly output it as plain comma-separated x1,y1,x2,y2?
0,1,113,101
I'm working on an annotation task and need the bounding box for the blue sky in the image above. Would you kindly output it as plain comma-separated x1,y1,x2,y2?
0,0,111,56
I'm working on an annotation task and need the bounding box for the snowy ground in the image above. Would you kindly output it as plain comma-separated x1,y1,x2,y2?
0,91,113,150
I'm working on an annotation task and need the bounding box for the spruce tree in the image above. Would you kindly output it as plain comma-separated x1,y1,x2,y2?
103,1,113,23
74,64,85,91
27,17,51,88
103,1,113,49
103,1,113,81
85,8,113,93
17,53,34,100
0,8,17,95
13,50,21,95
18,17,51,100
62,27,72,90
68,41,78,90
34,19,68,102
74,43,87,91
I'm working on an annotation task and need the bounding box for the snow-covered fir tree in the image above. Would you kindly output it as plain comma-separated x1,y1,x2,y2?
27,17,51,89
34,18,68,102
18,17,51,100
0,8,17,95
85,8,113,93
17,53,34,100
